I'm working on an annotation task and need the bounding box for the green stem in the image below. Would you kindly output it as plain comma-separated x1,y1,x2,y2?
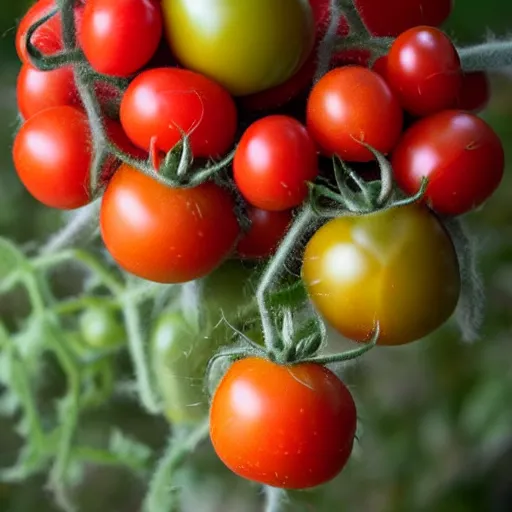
459,40,512,72
340,0,370,36
39,201,101,255
45,324,81,512
33,249,124,295
315,0,344,80
57,0,77,49
256,205,315,353
72,447,148,472
122,298,161,415
264,486,287,512
143,420,210,512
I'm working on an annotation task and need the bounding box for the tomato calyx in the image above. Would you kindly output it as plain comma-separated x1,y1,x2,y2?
310,145,429,218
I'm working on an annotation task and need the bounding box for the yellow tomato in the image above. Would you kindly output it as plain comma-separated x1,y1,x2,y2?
162,0,315,96
302,204,460,345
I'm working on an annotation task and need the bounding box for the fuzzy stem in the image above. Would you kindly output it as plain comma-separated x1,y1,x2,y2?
340,0,370,36
459,40,512,72
256,205,315,352
264,486,288,512
143,421,210,512
122,298,162,415
315,0,344,81
39,201,101,255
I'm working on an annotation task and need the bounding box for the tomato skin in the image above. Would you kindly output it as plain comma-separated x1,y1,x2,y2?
16,0,84,64
79,307,124,348
391,110,504,217
387,26,462,117
233,115,318,211
307,66,403,162
100,165,240,283
302,204,460,345
162,0,315,96
355,0,452,37
210,357,356,489
120,68,237,157
455,72,491,113
17,63,79,119
81,0,163,77
13,106,92,209
237,207,293,260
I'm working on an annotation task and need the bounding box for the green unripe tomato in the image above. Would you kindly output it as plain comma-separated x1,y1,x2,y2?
79,307,125,348
152,261,258,425
161,0,315,96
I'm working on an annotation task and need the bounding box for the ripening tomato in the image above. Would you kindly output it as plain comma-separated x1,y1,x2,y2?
17,63,79,119
16,0,84,64
234,115,318,211
120,68,237,157
455,72,491,113
307,66,403,162
240,50,317,111
237,207,293,260
81,0,163,77
392,110,504,216
387,26,462,116
302,204,460,345
13,106,92,209
100,165,240,283
162,0,315,96
354,0,453,37
210,357,357,489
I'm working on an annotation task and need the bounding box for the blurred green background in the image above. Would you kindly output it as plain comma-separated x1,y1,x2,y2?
1,1,512,511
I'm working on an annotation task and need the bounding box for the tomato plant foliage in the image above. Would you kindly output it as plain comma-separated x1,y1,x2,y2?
2,0,511,510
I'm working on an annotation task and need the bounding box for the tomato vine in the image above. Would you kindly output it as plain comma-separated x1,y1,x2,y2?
2,0,512,510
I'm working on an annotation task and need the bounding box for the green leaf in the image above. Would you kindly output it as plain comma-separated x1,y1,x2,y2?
0,390,20,417
108,429,152,472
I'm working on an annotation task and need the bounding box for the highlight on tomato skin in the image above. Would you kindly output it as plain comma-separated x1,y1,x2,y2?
391,110,505,217
233,115,318,211
302,204,461,346
386,26,463,117
81,0,163,77
12,106,94,210
119,67,238,158
100,165,240,284
209,357,357,489
306,66,403,162
161,0,316,96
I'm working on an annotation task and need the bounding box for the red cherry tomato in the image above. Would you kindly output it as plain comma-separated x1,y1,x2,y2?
233,115,318,211
392,110,505,216
237,207,293,260
120,68,237,157
16,63,79,119
355,0,453,36
210,357,357,489
100,165,240,283
81,0,163,77
16,0,84,64
455,72,491,113
307,66,403,162
387,26,462,117
12,106,92,209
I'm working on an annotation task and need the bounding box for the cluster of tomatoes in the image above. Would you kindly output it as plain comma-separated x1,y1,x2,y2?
11,0,506,493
